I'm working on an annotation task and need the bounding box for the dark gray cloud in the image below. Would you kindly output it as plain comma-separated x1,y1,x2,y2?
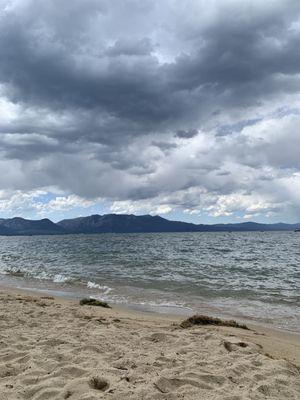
0,0,300,220
175,129,199,138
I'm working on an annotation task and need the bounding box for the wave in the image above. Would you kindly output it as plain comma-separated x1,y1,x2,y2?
87,281,112,295
3,269,26,277
53,274,70,283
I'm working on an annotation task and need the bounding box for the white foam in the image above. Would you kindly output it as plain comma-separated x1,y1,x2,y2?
36,271,52,280
53,274,69,283
87,281,112,294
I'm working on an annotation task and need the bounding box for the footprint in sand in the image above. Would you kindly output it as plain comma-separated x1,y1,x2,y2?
53,365,88,378
62,376,110,399
144,332,176,343
154,376,212,393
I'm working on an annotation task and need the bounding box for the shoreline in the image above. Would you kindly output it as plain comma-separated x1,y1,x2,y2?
1,277,299,336
1,284,299,366
0,286,299,399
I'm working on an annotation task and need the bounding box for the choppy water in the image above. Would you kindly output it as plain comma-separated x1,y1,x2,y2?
0,232,299,332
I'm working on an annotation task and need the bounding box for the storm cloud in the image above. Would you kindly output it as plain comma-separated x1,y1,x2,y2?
0,0,300,221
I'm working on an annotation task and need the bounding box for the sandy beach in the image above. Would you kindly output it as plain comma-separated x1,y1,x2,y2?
0,287,299,400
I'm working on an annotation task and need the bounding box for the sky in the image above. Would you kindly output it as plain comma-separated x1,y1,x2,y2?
0,0,300,223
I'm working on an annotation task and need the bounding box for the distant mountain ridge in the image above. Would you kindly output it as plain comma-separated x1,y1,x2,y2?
0,217,65,235
0,214,299,235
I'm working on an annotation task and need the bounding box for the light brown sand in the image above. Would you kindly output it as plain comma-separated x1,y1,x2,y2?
0,289,299,400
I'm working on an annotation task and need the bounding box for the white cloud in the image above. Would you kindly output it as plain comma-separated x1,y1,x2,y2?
110,200,172,215
203,192,282,218
0,190,46,215
36,195,97,214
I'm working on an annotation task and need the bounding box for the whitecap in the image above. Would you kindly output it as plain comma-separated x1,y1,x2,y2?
53,274,69,283
87,281,112,294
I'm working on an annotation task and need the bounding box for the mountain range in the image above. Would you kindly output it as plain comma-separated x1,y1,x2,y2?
0,214,299,235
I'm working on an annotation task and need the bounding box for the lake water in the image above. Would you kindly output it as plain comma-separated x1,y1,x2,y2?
0,232,299,332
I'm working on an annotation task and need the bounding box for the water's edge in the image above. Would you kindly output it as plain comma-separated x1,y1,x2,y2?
2,278,300,341
0,232,299,333
1,274,299,336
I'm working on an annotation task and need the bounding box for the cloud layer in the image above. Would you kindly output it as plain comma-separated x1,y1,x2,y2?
0,0,300,221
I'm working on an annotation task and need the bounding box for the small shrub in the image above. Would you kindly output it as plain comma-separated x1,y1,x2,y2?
79,298,111,308
180,314,249,330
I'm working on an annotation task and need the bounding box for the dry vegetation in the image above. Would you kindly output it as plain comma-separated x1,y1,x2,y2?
180,314,249,330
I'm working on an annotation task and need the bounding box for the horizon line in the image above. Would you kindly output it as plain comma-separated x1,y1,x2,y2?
1,213,299,226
